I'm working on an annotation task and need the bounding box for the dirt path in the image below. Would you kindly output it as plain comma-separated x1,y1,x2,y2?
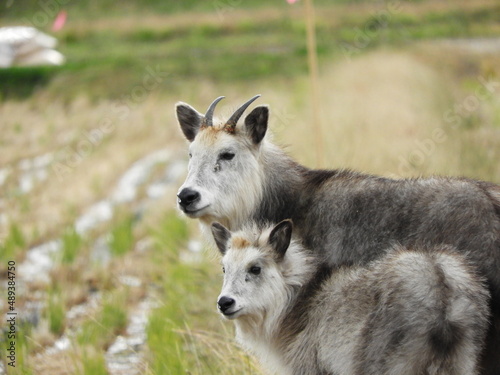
1,149,188,374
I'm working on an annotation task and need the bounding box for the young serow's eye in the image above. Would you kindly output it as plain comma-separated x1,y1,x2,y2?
219,152,235,161
249,266,261,275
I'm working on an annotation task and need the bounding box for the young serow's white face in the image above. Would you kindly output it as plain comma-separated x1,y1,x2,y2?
176,96,269,226
211,220,293,321
218,245,268,320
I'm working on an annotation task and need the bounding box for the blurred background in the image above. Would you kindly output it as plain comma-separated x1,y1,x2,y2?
0,0,499,374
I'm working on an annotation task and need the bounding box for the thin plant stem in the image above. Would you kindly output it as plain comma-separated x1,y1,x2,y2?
304,0,324,167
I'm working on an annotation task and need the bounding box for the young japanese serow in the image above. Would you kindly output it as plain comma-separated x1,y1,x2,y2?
212,220,490,375
176,95,500,374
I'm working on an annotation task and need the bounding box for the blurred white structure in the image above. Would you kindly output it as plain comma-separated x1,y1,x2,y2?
0,26,65,68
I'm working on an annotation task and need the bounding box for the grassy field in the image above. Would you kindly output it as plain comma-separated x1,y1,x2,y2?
1,0,500,374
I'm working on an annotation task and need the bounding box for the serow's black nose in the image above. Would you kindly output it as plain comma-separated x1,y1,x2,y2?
218,296,235,313
177,188,200,209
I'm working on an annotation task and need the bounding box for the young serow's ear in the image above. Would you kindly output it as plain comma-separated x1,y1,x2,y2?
244,105,269,144
176,102,203,142
211,222,231,255
269,219,293,261
176,96,225,142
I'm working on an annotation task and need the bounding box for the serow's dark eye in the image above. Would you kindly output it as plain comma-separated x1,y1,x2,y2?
220,152,235,161
249,266,261,275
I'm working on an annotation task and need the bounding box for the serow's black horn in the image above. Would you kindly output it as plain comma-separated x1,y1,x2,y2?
224,94,261,133
201,96,225,128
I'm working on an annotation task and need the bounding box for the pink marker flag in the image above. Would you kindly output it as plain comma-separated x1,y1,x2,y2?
287,0,298,3
52,10,67,32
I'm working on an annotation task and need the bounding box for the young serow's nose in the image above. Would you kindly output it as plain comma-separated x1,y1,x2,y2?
218,296,235,314
177,188,200,209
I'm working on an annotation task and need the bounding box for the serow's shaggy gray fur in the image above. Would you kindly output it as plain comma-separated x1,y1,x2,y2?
213,221,490,375
176,96,500,374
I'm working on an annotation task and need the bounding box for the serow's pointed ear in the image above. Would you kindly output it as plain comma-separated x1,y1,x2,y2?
211,222,231,255
244,106,269,144
176,102,203,142
269,219,293,261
